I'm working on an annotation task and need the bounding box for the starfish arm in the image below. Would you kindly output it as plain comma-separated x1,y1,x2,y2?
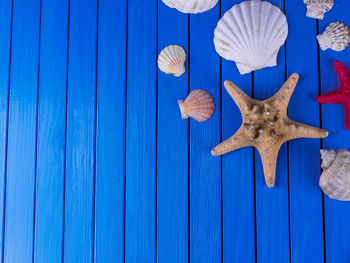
257,143,282,187
287,120,328,140
334,61,350,88
211,126,252,156
270,73,299,115
224,80,253,112
316,89,344,104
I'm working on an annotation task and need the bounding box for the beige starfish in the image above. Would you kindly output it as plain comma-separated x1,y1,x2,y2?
211,74,328,187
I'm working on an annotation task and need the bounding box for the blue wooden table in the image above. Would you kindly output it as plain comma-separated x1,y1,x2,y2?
0,0,350,262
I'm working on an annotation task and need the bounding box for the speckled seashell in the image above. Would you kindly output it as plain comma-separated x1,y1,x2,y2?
320,149,350,201
158,45,186,77
304,0,334,20
213,0,288,75
317,22,350,51
178,89,215,122
161,0,218,14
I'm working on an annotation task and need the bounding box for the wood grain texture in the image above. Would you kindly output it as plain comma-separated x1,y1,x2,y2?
220,0,255,261
0,1,350,262
34,0,68,262
0,0,12,261
286,1,325,262
319,1,350,262
253,0,289,262
189,5,221,263
94,0,126,262
157,1,189,262
3,0,40,262
125,0,157,262
64,0,97,262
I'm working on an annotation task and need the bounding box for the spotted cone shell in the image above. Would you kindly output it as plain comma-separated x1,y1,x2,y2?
320,149,350,201
178,89,214,122
317,22,350,51
158,45,186,77
304,0,334,20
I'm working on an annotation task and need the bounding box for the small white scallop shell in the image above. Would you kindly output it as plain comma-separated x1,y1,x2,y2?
317,22,350,51
158,45,186,77
320,149,350,201
178,89,215,122
303,0,334,20
213,0,288,75
161,0,218,14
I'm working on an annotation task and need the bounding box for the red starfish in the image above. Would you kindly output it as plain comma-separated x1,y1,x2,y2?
317,61,350,131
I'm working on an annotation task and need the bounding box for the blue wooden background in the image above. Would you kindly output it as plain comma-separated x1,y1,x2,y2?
0,0,349,262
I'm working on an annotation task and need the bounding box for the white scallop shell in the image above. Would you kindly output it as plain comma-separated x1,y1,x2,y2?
320,149,350,201
213,0,288,75
161,0,218,14
158,45,186,77
304,0,334,20
317,22,350,51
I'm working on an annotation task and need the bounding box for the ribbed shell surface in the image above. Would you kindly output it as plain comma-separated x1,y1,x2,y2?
158,45,186,77
317,22,350,51
213,0,288,75
304,0,334,19
180,89,214,122
320,149,350,201
161,0,218,14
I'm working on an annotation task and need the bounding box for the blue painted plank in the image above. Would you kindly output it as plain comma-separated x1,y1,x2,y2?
220,0,255,262
64,0,97,261
190,6,221,263
318,1,350,262
34,0,68,262
94,0,126,262
3,0,40,262
285,1,325,262
254,0,289,262
125,0,157,262
0,0,12,261
157,2,188,263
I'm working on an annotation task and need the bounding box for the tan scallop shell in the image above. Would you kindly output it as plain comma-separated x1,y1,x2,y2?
317,22,350,51
304,0,334,20
320,149,350,201
158,45,186,77
178,89,214,122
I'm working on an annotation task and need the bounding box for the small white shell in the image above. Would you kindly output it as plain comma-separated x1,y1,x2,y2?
304,0,334,20
161,0,218,14
317,22,350,51
158,45,186,77
214,0,288,75
320,149,350,201
178,89,215,122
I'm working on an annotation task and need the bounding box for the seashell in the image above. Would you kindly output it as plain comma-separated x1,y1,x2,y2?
161,0,218,14
213,0,288,75
158,45,186,77
317,22,350,51
303,0,334,20
320,149,350,201
178,89,215,122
